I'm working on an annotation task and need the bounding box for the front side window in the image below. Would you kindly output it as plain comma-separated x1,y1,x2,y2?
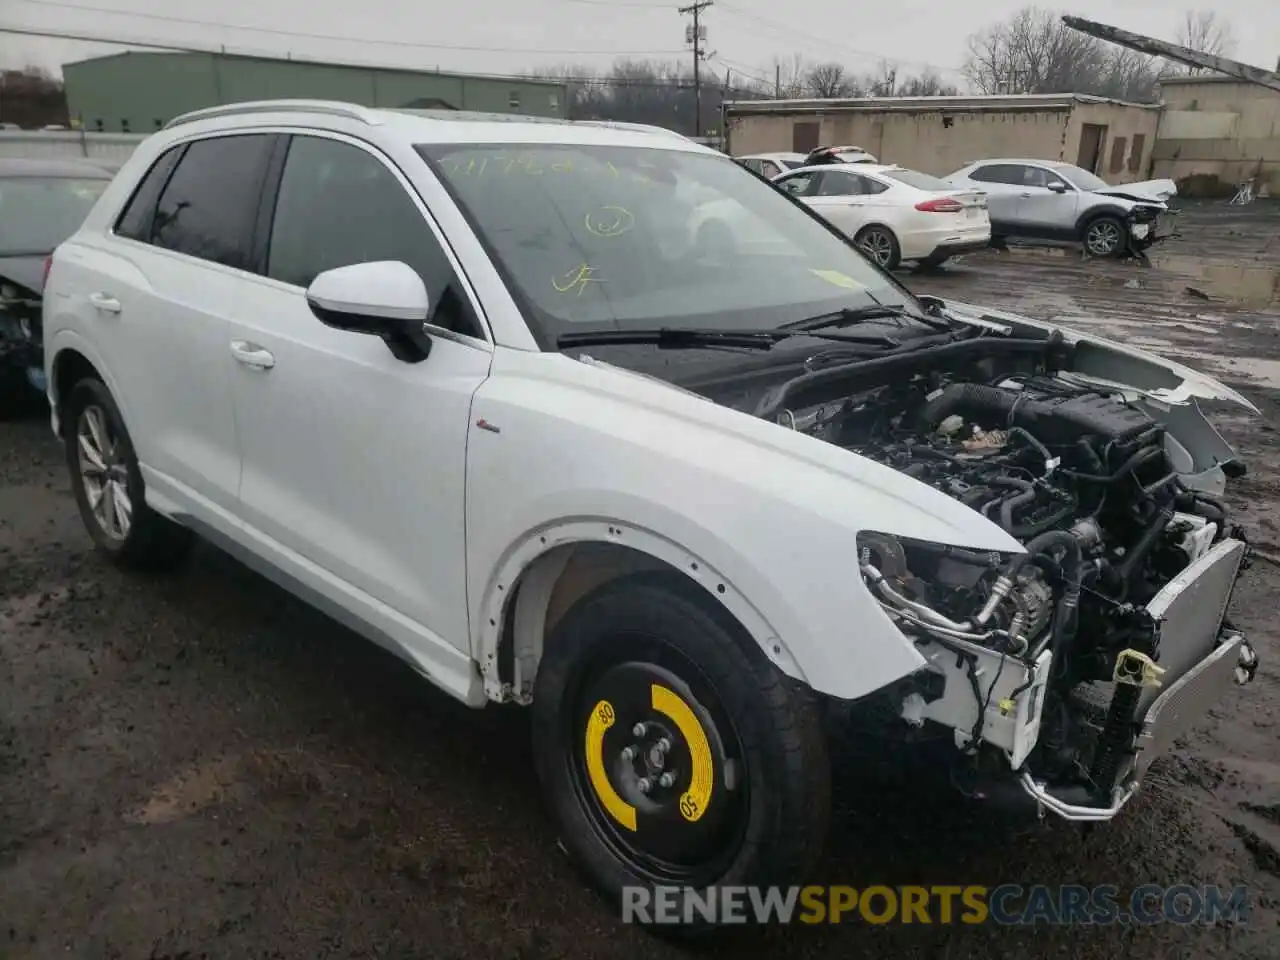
1052,163,1108,191
418,143,930,348
0,175,109,257
266,135,479,337
969,164,1020,184
151,134,274,270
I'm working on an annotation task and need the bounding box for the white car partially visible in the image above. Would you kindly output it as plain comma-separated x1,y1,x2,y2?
771,163,991,269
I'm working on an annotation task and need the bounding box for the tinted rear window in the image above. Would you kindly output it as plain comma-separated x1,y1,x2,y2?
150,134,275,270
0,176,108,256
882,168,954,191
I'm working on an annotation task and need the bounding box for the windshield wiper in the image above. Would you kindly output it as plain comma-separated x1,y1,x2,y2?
783,303,954,334
556,325,901,351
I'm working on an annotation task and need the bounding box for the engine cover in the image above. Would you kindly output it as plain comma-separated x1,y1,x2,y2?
919,378,1159,447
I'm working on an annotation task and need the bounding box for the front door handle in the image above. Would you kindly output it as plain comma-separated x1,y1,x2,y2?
230,340,275,370
87,292,121,313
1019,192,1033,198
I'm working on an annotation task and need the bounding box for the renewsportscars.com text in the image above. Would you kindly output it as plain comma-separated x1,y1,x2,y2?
621,883,1251,926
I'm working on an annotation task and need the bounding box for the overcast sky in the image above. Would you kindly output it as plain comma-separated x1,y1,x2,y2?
1,0,1275,86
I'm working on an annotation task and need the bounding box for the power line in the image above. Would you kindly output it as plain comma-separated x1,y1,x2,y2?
715,1,965,78
10,0,685,56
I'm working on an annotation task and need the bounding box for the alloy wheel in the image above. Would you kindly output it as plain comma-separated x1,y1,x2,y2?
76,404,132,541
858,229,895,267
1085,220,1122,256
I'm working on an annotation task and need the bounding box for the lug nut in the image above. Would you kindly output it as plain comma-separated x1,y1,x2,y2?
658,772,675,788
632,722,647,737
637,777,652,794
621,746,636,761
656,738,671,754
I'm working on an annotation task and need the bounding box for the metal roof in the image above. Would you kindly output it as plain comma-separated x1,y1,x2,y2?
723,93,1161,114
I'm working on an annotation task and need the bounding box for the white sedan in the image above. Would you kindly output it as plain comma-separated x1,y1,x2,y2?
772,163,991,270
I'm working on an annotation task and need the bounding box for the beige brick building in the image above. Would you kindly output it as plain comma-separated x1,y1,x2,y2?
722,93,1162,183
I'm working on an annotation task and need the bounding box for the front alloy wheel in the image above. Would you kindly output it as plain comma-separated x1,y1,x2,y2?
1083,217,1125,257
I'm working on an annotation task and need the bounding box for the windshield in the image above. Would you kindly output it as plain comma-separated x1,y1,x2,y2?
779,157,805,169
881,168,953,191
416,143,929,348
0,176,108,257
1052,163,1109,192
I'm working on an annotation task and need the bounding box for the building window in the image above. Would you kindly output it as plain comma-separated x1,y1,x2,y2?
121,118,131,132
1109,136,1127,174
93,119,104,131
1129,133,1146,173
509,90,520,109
549,92,559,108
155,119,163,129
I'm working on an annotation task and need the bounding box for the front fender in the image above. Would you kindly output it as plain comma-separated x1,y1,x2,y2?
464,351,1025,703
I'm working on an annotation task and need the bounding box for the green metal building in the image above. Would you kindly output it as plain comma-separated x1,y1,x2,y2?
62,51,570,133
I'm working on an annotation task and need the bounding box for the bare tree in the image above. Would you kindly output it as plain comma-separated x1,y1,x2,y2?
1169,10,1238,74
804,62,857,98
962,5,1161,101
771,53,809,98
895,69,962,97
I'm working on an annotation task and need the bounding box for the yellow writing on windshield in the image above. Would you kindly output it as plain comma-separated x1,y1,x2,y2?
584,206,635,238
440,154,653,184
809,268,865,290
552,264,604,296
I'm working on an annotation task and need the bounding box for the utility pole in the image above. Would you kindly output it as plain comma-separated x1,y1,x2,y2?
679,1,713,138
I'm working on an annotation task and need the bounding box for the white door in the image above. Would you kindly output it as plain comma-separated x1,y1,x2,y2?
64,133,278,517
802,168,873,237
226,132,493,656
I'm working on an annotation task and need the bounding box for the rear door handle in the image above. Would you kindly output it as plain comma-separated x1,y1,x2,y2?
230,340,275,370
87,292,121,313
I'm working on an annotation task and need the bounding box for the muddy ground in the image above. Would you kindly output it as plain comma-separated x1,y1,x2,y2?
2,200,1278,959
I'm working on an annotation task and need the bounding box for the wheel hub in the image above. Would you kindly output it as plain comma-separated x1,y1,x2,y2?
571,659,746,880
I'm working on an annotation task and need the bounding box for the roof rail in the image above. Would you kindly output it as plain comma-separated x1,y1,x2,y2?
164,99,382,130
574,119,691,140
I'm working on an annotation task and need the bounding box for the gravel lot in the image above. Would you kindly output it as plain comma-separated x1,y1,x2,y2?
2,200,1278,959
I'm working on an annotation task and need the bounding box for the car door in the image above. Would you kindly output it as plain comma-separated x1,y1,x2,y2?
961,163,1024,233
227,131,492,659
76,133,277,520
1012,164,1081,240
802,169,872,237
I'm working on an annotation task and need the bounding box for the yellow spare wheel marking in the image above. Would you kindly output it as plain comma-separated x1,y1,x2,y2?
651,685,714,823
585,700,637,831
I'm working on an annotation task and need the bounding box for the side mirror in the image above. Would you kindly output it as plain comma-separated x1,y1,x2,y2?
306,260,432,363
1047,181,1068,194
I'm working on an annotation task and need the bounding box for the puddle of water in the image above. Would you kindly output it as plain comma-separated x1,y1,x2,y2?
1150,255,1280,308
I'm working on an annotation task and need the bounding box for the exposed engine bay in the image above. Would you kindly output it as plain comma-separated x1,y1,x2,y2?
771,347,1256,815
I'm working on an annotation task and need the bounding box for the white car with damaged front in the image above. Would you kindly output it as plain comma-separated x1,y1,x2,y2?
43,100,1258,934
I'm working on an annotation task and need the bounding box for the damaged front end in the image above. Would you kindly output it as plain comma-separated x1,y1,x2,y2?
757,323,1258,822
0,271,47,399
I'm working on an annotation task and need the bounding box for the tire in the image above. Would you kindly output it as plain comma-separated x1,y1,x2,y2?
1081,215,1126,258
63,376,195,570
531,571,831,937
854,225,901,271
